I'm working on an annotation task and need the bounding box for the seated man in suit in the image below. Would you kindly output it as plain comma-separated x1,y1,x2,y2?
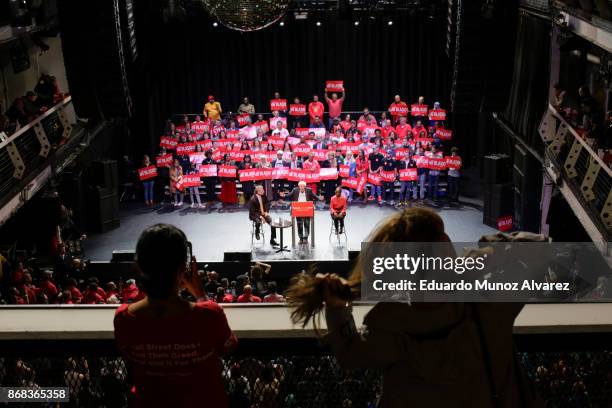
248,185,279,247
285,181,321,245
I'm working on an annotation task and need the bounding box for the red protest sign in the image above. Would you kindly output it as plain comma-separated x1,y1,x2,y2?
156,154,173,167
198,164,217,178
339,165,350,178
389,103,409,116
341,177,358,190
268,137,286,149
182,174,201,188
436,128,453,141
289,104,306,116
302,170,321,184
272,167,289,180
269,117,287,130
239,168,256,182
270,99,287,112
446,156,462,170
192,122,207,133
254,121,270,134
428,157,447,171
319,168,338,180
380,170,396,182
176,143,196,155
338,142,359,154
138,166,157,181
293,144,312,157
188,152,206,164
325,80,344,92
237,114,251,127
399,168,418,181
368,173,382,186
295,128,310,138
411,104,428,117
356,174,367,193
311,149,328,161
428,109,446,121
218,165,237,178
310,128,326,139
394,148,409,160
497,216,513,232
197,140,213,150
160,137,177,150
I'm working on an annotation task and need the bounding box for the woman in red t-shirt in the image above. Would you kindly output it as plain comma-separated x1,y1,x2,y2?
114,224,237,408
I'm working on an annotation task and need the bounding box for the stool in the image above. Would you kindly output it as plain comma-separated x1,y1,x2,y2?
120,182,136,202
251,220,266,246
329,217,347,246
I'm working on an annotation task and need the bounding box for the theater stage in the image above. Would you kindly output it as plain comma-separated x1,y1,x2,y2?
84,201,496,262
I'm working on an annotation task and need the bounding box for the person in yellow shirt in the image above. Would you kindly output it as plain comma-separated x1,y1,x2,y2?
203,95,222,121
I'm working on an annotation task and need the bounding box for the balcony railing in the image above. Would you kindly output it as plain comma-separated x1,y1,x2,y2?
0,303,611,407
0,96,78,226
539,104,612,248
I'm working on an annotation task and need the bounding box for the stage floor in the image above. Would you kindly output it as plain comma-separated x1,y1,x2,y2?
84,201,497,262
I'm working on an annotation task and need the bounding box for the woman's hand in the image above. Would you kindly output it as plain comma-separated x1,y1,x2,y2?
315,273,351,308
181,256,206,299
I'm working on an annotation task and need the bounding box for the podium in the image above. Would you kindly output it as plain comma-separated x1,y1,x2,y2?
291,201,315,248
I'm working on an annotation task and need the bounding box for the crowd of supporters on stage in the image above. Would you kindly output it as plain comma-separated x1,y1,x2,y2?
136,90,462,209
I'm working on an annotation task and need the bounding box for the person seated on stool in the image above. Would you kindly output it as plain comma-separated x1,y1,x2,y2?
330,187,347,234
248,185,279,247
285,180,322,245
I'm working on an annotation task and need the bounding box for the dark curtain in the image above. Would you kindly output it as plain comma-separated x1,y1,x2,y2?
131,5,451,153
503,12,551,151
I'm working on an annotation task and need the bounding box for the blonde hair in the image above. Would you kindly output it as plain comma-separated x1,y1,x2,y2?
287,207,446,327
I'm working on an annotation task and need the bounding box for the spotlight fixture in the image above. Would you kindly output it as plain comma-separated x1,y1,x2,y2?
387,20,393,26
213,22,218,27
354,21,359,26
316,21,321,26
279,21,284,26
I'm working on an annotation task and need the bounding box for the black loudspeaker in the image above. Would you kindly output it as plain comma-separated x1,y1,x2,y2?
87,186,120,233
58,0,132,119
112,250,135,262
513,144,542,232
223,251,252,263
483,183,514,229
483,154,511,184
90,160,119,190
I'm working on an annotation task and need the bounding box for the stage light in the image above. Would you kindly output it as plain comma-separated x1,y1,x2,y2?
316,21,321,26
213,22,218,27
354,21,359,26
279,21,284,26
387,20,393,26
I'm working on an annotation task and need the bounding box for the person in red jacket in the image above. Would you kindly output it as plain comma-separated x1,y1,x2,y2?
325,90,345,129
388,94,408,124
121,279,140,303
330,187,347,234
114,223,237,408
237,285,262,303
308,95,324,125
82,281,105,304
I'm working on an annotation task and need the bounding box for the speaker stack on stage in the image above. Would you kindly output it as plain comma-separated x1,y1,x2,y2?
513,144,542,232
86,160,120,233
482,154,513,231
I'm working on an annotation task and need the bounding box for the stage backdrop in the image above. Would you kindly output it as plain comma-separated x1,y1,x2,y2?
131,6,451,152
